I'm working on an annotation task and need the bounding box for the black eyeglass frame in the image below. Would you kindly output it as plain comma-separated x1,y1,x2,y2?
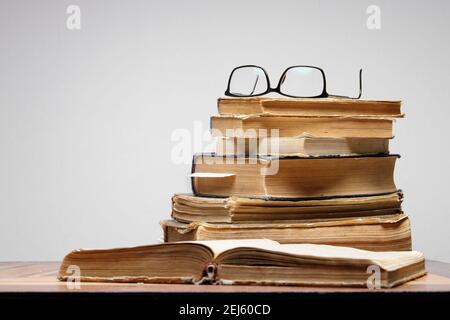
224,65,362,99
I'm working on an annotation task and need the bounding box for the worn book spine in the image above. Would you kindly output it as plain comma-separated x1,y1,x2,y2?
217,97,403,117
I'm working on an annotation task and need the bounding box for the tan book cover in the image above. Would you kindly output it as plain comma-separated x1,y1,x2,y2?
191,154,398,199
218,97,403,118
172,192,403,223
211,115,394,139
161,213,412,252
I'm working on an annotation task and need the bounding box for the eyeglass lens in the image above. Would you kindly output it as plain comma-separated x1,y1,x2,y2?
279,67,324,97
228,67,268,96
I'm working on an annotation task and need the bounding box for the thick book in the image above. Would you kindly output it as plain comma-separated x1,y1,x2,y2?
215,136,389,156
58,239,425,288
172,192,402,223
217,97,403,117
161,213,412,252
211,115,394,139
191,153,398,199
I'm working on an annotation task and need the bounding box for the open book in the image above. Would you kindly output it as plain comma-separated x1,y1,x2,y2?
58,239,425,288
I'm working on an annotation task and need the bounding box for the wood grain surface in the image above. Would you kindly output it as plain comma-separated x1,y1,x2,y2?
0,260,449,293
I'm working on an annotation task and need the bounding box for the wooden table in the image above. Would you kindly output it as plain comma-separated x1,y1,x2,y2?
0,260,449,313
1,260,450,293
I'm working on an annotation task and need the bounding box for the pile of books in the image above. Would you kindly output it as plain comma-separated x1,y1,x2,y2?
59,97,427,288
161,97,411,252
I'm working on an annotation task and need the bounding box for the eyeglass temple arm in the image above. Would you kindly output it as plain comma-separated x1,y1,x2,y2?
249,74,260,95
224,73,260,96
327,69,363,99
280,73,287,86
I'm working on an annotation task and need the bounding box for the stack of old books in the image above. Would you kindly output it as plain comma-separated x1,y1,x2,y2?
58,96,427,288
161,97,411,252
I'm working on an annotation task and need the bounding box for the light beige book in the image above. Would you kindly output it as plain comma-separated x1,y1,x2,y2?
172,192,402,223
161,213,412,252
58,239,425,288
217,97,403,117
191,154,398,199
211,115,394,139
215,136,389,156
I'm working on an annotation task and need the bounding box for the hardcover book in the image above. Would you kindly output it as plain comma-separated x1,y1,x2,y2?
171,192,402,223
191,153,398,199
215,136,389,156
161,213,412,252
211,115,395,139
217,97,403,117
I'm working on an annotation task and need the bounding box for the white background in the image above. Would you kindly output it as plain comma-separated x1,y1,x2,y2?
1,0,449,262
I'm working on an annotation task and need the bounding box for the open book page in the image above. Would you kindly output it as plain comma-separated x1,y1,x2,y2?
275,244,424,271
193,239,281,257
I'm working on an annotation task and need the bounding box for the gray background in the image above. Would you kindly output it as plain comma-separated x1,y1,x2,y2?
1,0,449,262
